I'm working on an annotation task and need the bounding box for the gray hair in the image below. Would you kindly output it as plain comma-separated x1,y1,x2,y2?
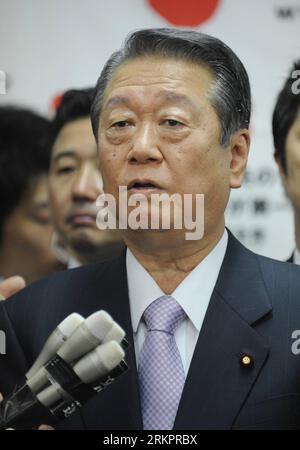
91,28,251,146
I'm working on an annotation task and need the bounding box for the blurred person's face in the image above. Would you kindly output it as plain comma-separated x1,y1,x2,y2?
98,57,249,248
276,110,300,213
0,174,63,284
48,117,121,264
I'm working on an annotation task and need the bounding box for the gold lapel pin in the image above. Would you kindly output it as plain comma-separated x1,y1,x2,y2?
240,353,253,367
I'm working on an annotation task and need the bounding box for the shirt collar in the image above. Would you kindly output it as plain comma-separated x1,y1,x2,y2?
126,249,164,333
126,229,228,333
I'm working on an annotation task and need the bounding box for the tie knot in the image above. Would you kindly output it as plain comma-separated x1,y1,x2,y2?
143,295,186,334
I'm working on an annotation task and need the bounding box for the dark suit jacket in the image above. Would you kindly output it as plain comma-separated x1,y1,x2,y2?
1,231,300,430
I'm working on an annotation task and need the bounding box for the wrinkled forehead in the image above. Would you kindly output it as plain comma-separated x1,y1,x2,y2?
100,56,215,115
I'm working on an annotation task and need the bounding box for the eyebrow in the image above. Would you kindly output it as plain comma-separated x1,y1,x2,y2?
103,96,131,111
160,92,200,112
52,150,77,163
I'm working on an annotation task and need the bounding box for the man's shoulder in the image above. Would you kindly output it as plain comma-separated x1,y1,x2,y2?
254,248,300,280
0,253,128,373
242,244,300,304
2,253,126,325
229,231,300,275
12,256,119,294
226,231,300,301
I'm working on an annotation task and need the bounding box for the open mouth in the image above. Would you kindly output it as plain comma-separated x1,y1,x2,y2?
127,180,162,190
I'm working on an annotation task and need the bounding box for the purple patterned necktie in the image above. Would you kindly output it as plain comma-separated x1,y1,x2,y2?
138,295,186,430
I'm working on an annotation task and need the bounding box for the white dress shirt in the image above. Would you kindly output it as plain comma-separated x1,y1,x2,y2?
126,229,228,376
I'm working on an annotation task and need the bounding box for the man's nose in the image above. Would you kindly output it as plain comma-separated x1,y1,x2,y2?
72,164,103,201
127,123,163,164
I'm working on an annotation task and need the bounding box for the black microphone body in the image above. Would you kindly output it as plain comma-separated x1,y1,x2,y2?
0,353,128,429
0,310,128,429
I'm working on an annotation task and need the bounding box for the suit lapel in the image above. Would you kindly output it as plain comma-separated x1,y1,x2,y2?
80,233,272,430
174,233,272,429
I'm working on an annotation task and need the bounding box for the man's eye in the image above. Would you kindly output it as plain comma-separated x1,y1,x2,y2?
56,167,75,175
163,119,184,127
111,120,130,128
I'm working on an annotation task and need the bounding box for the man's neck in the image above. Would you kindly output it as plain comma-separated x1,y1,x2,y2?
123,224,225,294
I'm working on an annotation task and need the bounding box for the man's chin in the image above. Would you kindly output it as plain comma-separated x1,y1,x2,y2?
68,228,120,249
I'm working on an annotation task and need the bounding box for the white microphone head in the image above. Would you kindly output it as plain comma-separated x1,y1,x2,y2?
57,310,114,363
26,312,84,380
94,341,125,372
102,322,125,344
36,384,61,408
57,313,84,336
84,310,114,341
73,341,125,384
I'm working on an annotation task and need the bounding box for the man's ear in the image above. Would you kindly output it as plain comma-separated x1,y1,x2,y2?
229,129,251,189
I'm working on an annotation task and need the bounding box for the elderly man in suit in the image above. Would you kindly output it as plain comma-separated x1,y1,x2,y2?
1,28,300,430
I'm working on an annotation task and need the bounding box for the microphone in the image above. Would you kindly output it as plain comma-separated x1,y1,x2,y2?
36,341,125,407
103,321,125,344
27,310,114,394
0,311,128,429
26,313,84,379
57,310,114,362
